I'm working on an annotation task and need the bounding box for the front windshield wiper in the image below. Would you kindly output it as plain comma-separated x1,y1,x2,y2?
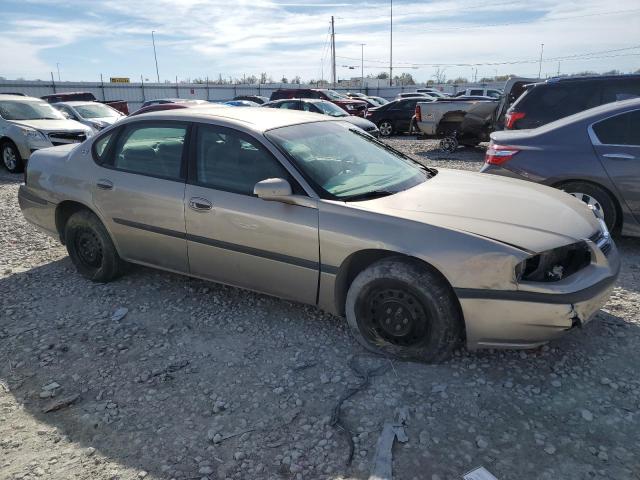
342,190,396,201
348,128,437,177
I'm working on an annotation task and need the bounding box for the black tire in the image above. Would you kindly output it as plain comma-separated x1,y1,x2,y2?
1,140,24,173
559,181,617,232
64,210,125,282
378,120,394,137
345,257,463,363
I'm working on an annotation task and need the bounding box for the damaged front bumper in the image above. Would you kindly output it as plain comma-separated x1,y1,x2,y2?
457,238,620,350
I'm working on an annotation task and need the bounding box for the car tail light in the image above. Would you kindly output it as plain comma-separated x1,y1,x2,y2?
485,144,520,165
505,111,525,129
415,105,422,122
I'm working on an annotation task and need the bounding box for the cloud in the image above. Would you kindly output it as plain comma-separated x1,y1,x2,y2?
0,39,51,79
2,0,639,81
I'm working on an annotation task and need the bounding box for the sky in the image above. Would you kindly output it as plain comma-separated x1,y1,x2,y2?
1,0,639,84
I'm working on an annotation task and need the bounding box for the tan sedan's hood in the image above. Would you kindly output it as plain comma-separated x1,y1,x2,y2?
354,169,600,253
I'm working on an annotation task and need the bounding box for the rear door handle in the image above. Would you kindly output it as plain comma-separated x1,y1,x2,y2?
603,153,635,160
189,197,212,211
96,179,113,190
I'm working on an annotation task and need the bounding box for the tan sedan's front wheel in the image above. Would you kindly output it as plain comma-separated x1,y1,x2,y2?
345,258,463,363
64,210,125,282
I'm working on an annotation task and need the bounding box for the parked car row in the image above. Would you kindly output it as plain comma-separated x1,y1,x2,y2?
415,74,640,148
262,98,379,136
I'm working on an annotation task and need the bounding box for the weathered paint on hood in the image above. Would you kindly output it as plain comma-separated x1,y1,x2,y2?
9,119,91,133
352,168,600,253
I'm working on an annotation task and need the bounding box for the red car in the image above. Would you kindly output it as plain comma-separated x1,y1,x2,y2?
269,89,368,117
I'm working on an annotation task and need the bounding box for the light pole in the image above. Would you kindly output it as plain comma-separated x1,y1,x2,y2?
389,0,393,86
56,63,61,81
152,30,160,83
360,43,366,90
538,43,544,79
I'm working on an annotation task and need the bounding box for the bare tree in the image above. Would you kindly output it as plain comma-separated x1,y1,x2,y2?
432,67,447,84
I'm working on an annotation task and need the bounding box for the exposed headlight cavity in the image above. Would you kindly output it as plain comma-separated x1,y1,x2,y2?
516,241,591,282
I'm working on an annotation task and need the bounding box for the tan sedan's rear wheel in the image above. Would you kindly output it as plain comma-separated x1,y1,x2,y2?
64,210,125,282
345,257,463,363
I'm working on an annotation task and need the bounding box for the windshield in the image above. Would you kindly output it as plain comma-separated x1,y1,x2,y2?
324,90,346,101
266,121,432,200
0,100,65,120
74,103,120,119
315,102,348,117
370,96,389,105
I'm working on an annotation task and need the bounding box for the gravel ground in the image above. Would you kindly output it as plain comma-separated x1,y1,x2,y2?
1,138,640,480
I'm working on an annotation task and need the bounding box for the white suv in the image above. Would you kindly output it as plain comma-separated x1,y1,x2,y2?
0,94,92,173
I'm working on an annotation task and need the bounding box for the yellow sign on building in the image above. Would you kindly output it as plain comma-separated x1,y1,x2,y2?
110,77,130,83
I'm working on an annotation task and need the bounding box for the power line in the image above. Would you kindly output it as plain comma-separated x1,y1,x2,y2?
336,45,640,68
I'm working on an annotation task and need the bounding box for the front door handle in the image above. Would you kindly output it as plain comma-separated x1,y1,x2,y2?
189,197,212,211
96,179,113,190
603,153,635,160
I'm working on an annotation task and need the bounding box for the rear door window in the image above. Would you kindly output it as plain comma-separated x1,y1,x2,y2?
111,123,187,180
592,110,640,146
469,89,483,96
401,99,419,110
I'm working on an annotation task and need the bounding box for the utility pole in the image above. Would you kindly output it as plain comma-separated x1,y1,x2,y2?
389,0,393,86
557,61,561,76
330,16,336,87
56,63,61,82
321,58,324,84
360,43,366,89
538,43,544,79
152,30,160,83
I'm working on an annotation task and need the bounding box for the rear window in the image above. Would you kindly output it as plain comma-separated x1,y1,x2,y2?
514,83,601,119
601,79,640,102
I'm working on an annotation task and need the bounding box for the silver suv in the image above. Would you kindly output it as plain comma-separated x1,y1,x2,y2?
0,94,93,173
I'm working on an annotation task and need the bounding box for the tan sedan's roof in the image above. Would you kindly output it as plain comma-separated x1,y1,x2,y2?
135,105,332,131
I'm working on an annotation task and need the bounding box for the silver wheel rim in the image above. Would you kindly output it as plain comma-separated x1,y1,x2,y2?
2,145,17,170
380,122,392,136
569,192,604,219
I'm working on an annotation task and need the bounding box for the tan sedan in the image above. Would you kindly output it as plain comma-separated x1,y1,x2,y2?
19,107,620,362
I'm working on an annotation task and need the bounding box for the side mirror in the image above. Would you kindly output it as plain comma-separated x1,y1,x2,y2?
60,111,71,119
254,178,292,200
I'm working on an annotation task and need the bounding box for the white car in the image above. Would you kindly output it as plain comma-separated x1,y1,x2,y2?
454,88,503,99
0,94,93,173
52,101,125,132
416,88,449,98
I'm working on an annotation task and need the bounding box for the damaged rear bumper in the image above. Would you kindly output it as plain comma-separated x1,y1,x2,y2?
457,240,620,350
